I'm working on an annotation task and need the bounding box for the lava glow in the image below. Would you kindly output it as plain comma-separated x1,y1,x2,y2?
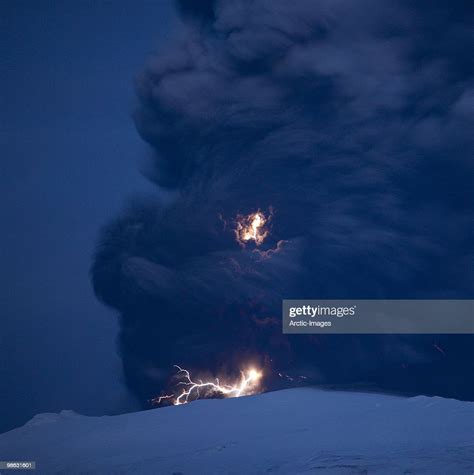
235,211,269,246
152,365,263,406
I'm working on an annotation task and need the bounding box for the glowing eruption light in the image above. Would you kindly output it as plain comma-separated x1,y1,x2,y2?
235,210,269,246
152,365,263,406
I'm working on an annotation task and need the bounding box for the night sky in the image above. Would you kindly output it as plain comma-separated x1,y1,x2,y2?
2,0,473,434
1,0,175,433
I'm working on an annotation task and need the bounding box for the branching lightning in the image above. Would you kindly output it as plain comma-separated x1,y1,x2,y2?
152,365,263,406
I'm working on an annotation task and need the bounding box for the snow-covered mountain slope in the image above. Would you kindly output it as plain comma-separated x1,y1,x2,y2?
1,388,472,474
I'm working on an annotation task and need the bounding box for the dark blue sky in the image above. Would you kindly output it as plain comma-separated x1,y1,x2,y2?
1,0,175,432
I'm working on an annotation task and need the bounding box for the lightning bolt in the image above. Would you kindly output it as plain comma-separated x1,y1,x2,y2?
152,365,263,406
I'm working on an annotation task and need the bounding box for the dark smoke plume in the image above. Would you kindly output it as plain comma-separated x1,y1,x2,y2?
92,0,474,404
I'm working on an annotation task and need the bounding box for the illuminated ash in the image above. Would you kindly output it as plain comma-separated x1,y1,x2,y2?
235,210,270,247
152,365,263,406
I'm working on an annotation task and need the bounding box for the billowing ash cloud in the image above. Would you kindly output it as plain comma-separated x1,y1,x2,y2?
92,0,474,404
